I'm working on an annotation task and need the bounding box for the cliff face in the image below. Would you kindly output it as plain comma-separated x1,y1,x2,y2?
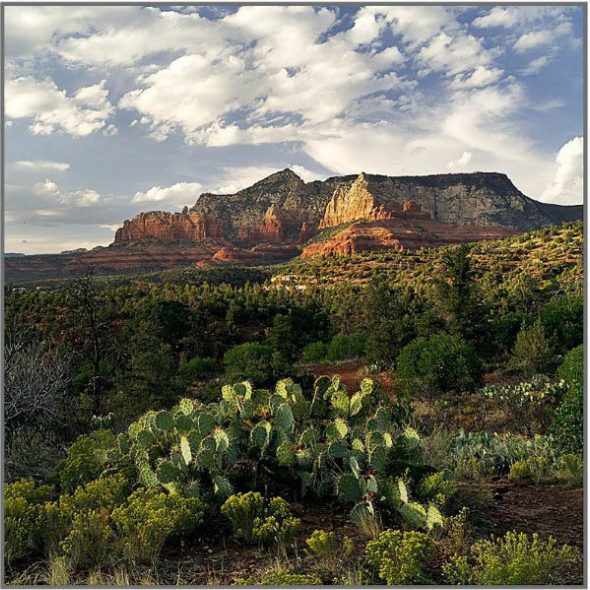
114,211,224,243
320,173,394,228
6,168,582,281
303,201,516,258
114,169,582,247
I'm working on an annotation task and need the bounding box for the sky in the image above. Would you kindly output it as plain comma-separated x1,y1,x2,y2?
4,4,585,254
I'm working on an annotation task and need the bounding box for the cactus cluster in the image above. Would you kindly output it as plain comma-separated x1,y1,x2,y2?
109,376,446,524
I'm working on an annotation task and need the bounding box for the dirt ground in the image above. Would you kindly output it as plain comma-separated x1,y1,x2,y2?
301,360,395,396
462,479,584,548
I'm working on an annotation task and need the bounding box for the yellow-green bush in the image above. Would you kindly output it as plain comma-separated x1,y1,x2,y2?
59,509,116,569
508,456,551,483
111,487,205,564
57,430,115,492
556,453,583,487
238,567,322,586
58,475,129,521
41,475,129,554
305,529,353,572
5,479,54,564
442,531,582,585
221,491,300,546
417,470,457,506
366,529,435,584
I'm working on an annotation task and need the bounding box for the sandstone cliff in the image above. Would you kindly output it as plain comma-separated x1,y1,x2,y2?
303,201,516,258
114,211,224,243
5,168,582,281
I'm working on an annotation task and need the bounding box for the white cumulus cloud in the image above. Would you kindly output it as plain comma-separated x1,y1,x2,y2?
132,182,203,206
5,77,114,136
541,137,584,205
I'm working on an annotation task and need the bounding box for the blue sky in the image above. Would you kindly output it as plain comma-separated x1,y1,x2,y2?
4,4,585,254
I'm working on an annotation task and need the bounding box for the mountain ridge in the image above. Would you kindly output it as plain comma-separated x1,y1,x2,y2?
5,169,583,281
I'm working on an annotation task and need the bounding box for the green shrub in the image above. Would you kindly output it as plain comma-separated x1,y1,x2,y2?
396,334,481,397
57,430,115,492
366,529,435,584
508,457,552,483
556,453,583,487
553,346,583,453
223,343,277,385
239,567,322,586
442,531,582,585
5,479,54,564
176,356,220,387
326,333,366,361
541,295,583,354
557,344,583,387
305,529,354,572
111,487,206,564
480,377,562,436
221,492,300,546
58,475,129,521
59,509,115,569
417,470,457,506
300,341,328,363
508,320,553,376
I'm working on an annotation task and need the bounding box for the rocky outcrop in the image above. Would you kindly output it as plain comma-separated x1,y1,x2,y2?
6,168,582,282
320,172,394,228
237,205,287,243
302,209,517,258
212,244,301,264
114,169,582,248
114,211,224,243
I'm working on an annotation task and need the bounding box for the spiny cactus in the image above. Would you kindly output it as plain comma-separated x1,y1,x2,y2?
109,376,442,530
154,411,174,431
337,474,362,502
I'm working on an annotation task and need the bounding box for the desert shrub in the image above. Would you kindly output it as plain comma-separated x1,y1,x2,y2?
480,377,563,436
553,382,583,453
366,529,435,584
305,529,354,573
239,567,322,586
221,492,300,546
300,341,328,363
59,509,115,569
5,425,65,483
442,507,472,559
57,430,115,492
541,295,583,354
555,453,583,487
111,487,206,564
223,342,276,385
553,346,583,453
556,344,583,386
442,531,582,585
396,334,481,397
508,320,553,376
416,470,457,506
176,356,220,388
508,457,552,483
326,333,366,361
447,430,556,478
5,479,54,564
57,475,129,522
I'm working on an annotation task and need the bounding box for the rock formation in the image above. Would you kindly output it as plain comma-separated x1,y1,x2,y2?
302,207,516,258
5,168,583,281
320,172,394,228
114,211,224,243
